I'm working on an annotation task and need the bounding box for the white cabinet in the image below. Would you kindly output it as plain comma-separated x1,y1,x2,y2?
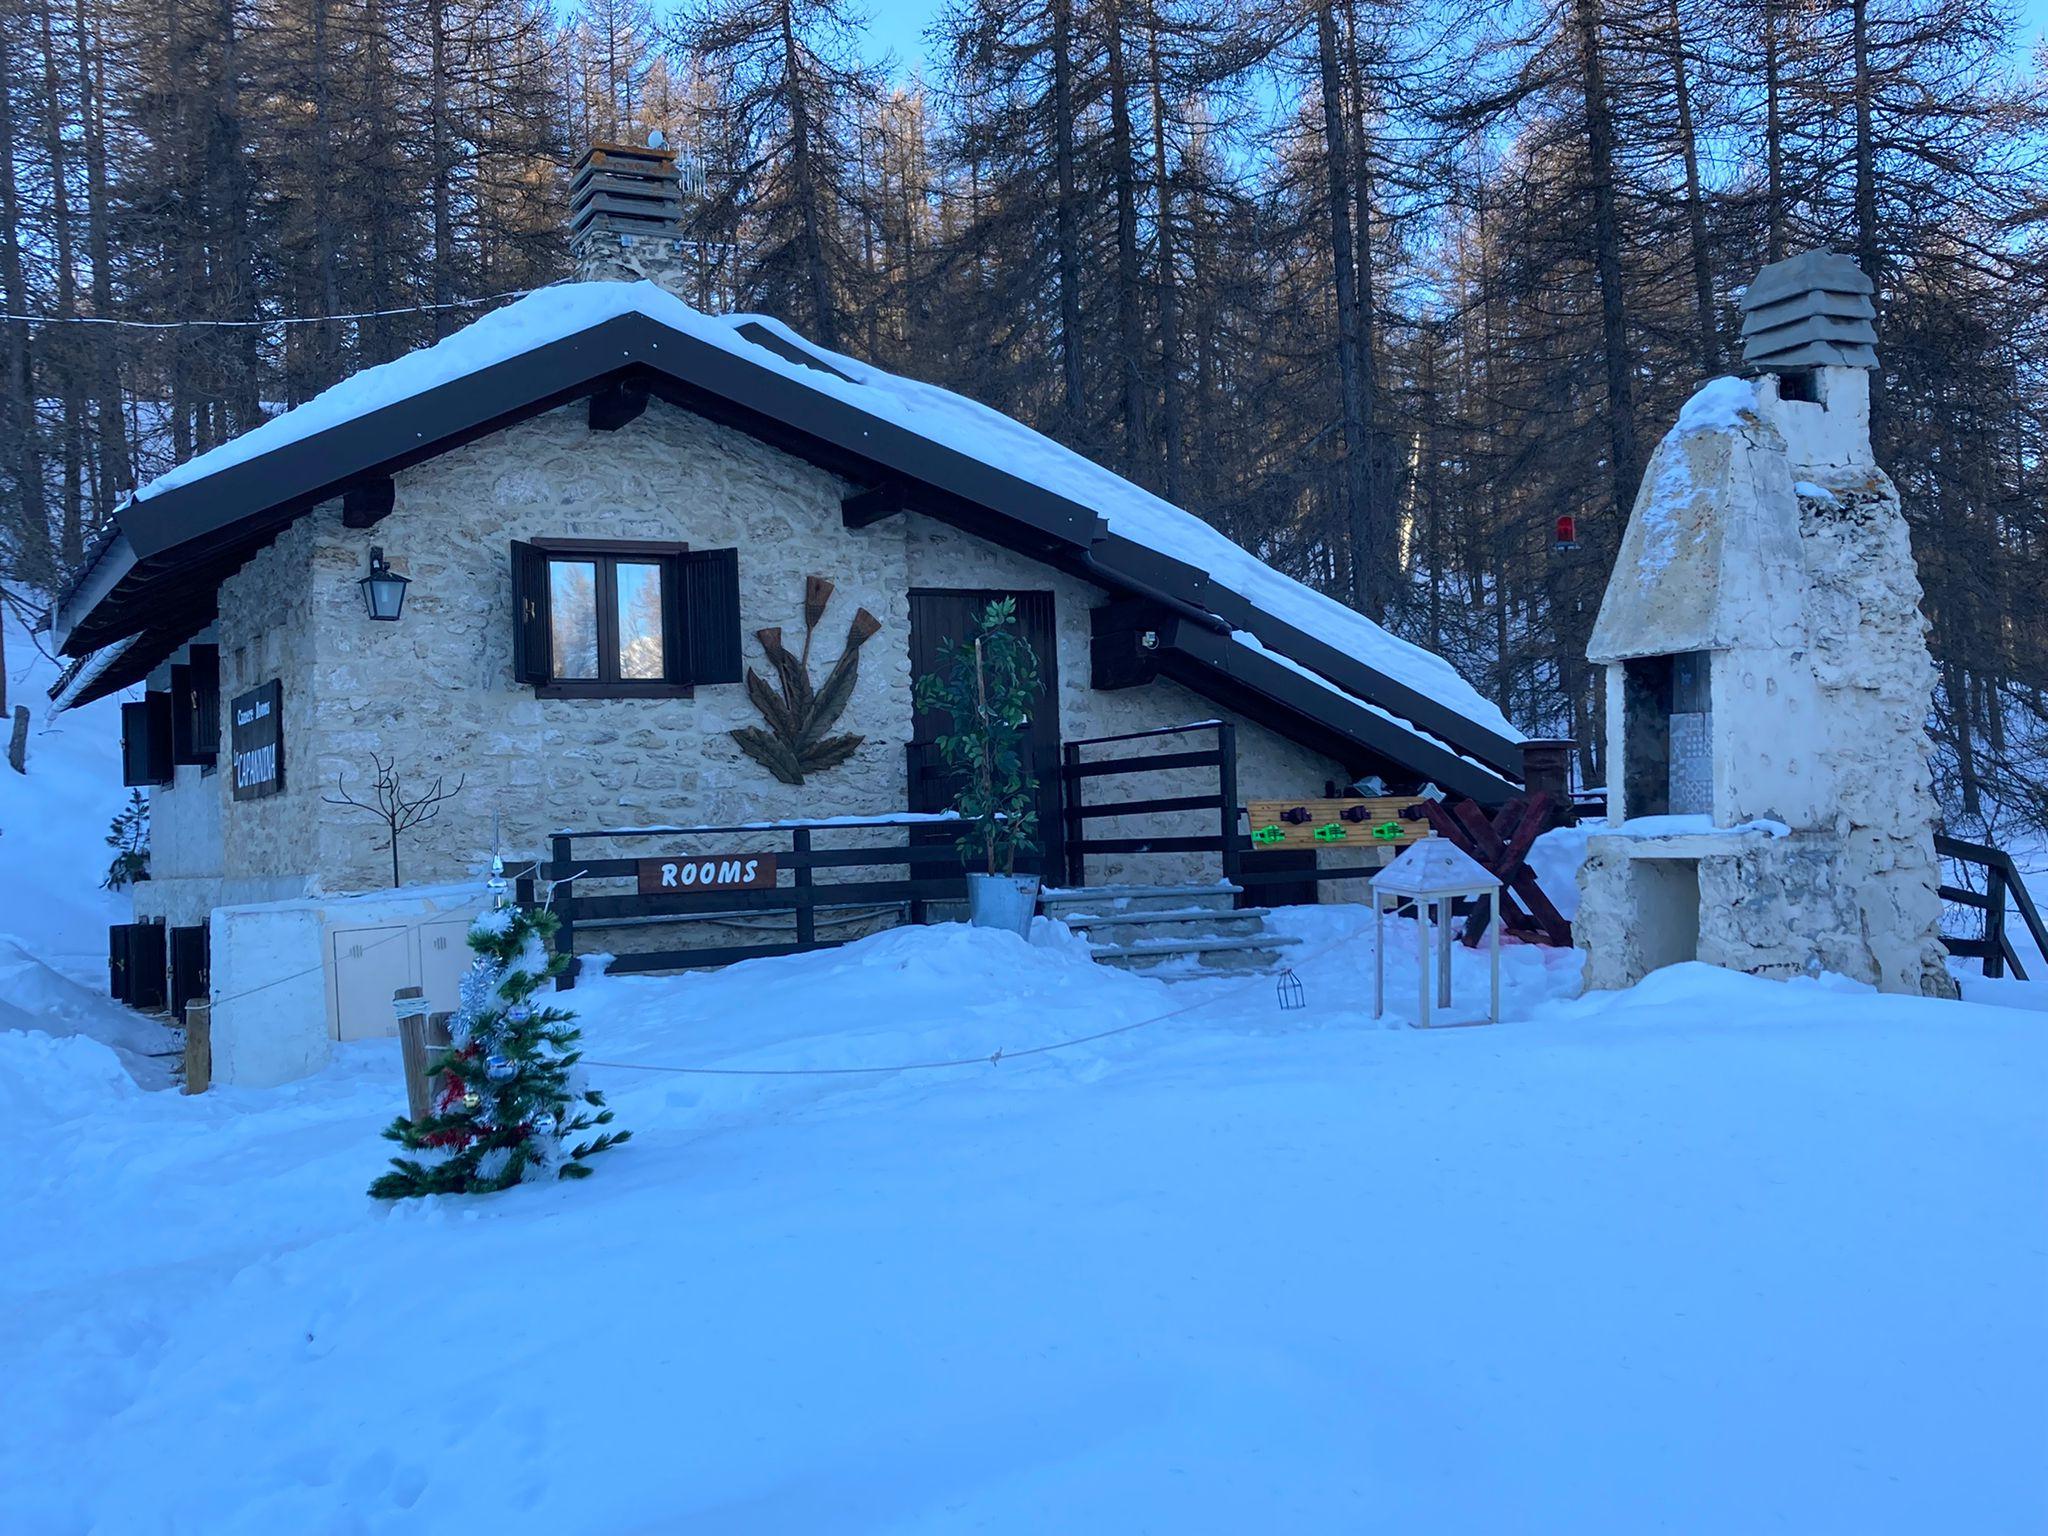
327,919,478,1041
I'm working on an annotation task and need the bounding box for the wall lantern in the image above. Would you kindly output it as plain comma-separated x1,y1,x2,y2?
360,546,410,621
1554,515,1579,552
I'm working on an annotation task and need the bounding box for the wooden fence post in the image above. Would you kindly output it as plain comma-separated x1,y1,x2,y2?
1062,742,1085,888
551,833,577,990
1216,722,1241,897
182,999,211,1095
792,827,816,948
1985,865,2009,980
396,984,455,1120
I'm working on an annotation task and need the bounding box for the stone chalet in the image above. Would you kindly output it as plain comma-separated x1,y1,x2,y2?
50,143,1543,1085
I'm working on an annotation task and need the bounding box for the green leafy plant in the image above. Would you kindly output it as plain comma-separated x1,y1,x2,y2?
102,789,150,890
912,597,1044,876
731,575,882,785
369,900,629,1199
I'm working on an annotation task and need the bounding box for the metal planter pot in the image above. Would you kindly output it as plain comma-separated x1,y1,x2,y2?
966,872,1042,936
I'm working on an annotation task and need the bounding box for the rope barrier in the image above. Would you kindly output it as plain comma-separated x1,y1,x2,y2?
0,289,539,330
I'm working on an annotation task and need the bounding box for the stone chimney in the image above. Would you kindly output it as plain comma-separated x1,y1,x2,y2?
1576,252,1955,998
569,135,695,295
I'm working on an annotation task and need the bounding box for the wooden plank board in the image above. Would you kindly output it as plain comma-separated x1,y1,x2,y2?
1245,796,1430,852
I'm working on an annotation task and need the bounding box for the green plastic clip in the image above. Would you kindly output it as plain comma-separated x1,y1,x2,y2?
1313,822,1348,843
1372,821,1405,841
1251,824,1286,847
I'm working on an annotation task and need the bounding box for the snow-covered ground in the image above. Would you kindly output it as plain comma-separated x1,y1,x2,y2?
6,904,2045,1534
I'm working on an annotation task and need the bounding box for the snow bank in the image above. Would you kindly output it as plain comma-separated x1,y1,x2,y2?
0,935,179,1086
0,613,133,982
124,282,1520,747
0,1027,136,1125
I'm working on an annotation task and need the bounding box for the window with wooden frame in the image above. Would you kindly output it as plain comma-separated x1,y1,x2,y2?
510,539,742,697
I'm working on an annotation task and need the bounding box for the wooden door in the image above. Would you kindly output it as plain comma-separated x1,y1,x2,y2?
908,589,1063,879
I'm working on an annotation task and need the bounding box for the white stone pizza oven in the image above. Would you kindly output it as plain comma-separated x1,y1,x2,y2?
1576,252,1955,997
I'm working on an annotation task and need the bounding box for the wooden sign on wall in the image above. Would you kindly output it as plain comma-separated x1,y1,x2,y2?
230,680,285,801
637,853,779,894
1244,796,1430,851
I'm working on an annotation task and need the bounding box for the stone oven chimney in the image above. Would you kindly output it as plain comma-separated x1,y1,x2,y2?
569,135,695,295
1576,251,1955,998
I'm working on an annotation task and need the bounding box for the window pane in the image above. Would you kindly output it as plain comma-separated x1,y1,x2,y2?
549,561,599,680
616,561,666,680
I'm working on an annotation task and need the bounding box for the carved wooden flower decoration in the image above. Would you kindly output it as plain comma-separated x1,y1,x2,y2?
730,576,882,785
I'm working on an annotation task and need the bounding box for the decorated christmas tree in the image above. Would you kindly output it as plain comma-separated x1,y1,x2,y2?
369,897,629,1199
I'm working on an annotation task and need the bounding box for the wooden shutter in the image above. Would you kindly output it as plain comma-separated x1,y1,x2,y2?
169,925,210,1021
126,923,167,1012
108,924,128,1001
510,541,552,684
169,646,219,768
122,693,174,786
677,547,741,686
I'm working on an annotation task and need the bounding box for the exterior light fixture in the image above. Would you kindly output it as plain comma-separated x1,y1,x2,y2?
1139,629,1160,651
360,546,410,621
1554,515,1579,552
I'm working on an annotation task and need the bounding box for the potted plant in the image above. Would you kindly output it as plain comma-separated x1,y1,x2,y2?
912,597,1044,934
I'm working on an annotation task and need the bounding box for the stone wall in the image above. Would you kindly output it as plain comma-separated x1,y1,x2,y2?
177,397,1353,912
217,518,325,897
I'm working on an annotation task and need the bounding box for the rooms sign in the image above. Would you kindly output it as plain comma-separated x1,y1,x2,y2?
230,680,285,801
637,853,779,895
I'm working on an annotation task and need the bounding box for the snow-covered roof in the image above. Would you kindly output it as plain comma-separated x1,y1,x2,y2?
59,282,1525,788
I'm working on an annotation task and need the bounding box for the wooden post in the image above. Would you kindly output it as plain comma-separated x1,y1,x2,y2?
792,827,816,949
1985,865,2009,980
397,985,454,1121
551,832,576,990
1062,741,1085,888
182,999,211,1095
1216,722,1242,899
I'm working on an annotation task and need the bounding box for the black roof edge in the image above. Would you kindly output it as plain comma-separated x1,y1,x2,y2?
1086,533,1522,779
1164,620,1514,805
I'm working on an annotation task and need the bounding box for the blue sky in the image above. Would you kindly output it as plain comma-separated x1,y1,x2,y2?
861,0,945,79
847,0,2048,84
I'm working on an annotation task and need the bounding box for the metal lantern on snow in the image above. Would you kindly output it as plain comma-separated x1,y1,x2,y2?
1369,839,1503,1028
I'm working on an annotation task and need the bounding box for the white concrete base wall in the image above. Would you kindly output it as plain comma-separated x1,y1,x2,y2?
1577,831,1954,996
208,883,487,1088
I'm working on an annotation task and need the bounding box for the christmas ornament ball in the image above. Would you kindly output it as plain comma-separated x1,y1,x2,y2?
507,1003,532,1025
486,1054,516,1082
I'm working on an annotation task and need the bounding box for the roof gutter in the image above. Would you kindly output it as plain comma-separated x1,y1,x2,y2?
1078,548,1231,636
49,531,138,655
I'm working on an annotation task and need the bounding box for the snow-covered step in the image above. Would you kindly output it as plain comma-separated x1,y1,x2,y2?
1038,881,1242,917
1087,932,1301,974
1061,907,1271,946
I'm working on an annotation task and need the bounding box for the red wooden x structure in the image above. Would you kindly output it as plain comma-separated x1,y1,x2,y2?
1407,792,1573,948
